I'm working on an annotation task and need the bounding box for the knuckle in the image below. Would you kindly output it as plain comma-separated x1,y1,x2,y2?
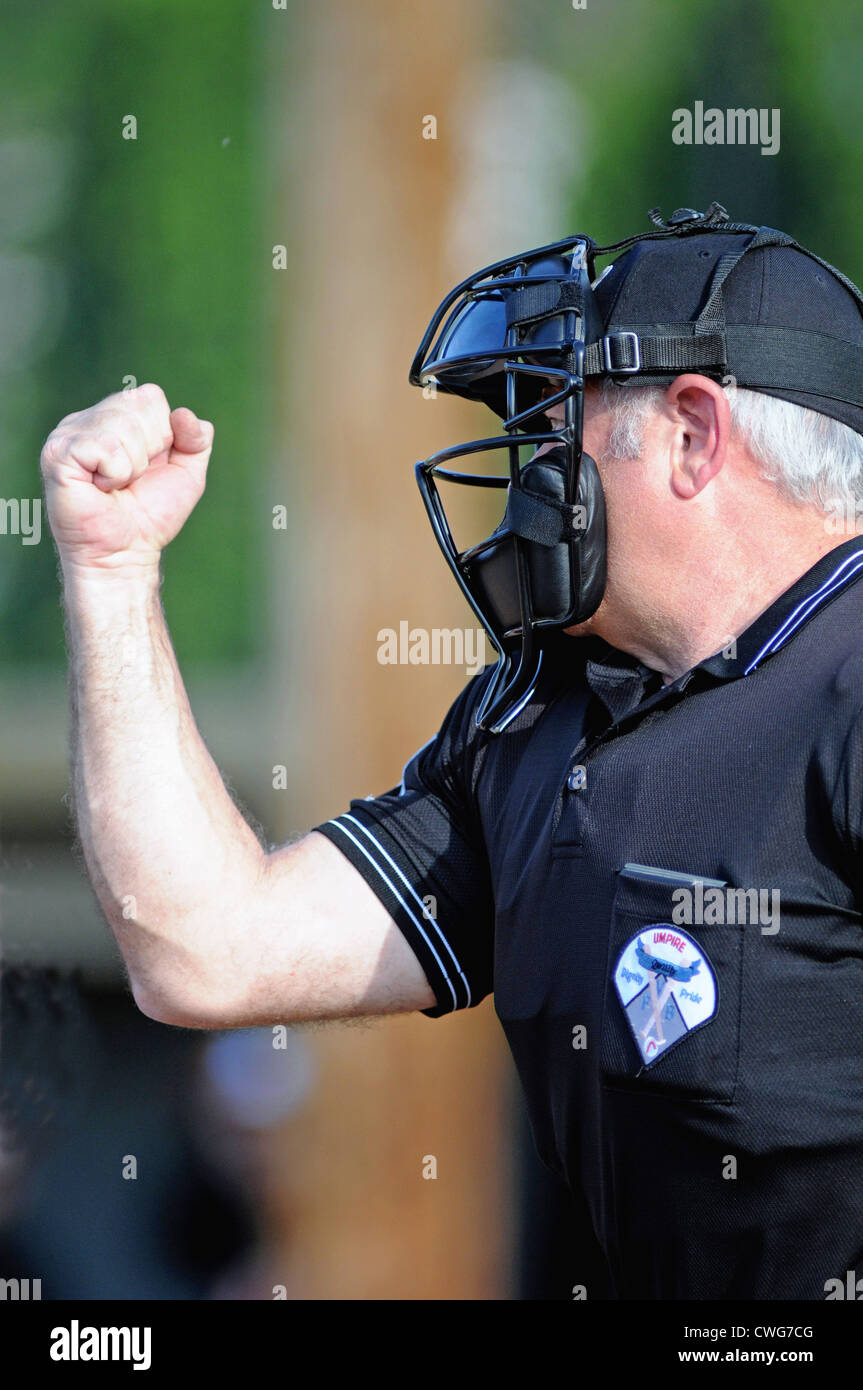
139,381,169,409
95,430,124,454
94,412,144,453
40,430,67,470
136,383,172,443
95,409,132,437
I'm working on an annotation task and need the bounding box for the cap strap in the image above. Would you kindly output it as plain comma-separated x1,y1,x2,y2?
695,226,797,336
583,324,863,408
583,331,726,376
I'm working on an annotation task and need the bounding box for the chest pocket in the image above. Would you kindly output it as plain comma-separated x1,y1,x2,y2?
600,864,746,1103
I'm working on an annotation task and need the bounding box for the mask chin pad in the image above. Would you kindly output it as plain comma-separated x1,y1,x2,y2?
465,451,606,639
569,452,606,622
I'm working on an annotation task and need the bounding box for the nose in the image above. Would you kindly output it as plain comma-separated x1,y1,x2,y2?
530,397,568,460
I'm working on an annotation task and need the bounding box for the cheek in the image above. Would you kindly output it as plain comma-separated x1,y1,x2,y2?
595,459,656,556
582,405,612,463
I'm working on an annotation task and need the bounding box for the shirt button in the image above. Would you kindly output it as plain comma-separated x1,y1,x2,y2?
567,766,586,791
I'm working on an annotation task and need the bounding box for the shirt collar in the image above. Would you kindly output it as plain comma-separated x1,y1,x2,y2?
583,641,661,724
554,536,863,716
698,536,863,680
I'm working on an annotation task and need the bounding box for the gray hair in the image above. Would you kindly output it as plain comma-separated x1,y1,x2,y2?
596,379,863,518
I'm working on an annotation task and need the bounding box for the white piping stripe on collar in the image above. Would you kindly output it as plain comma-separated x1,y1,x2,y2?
744,549,863,675
325,815,469,1010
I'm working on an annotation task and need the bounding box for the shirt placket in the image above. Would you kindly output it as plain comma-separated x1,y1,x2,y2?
551,665,692,855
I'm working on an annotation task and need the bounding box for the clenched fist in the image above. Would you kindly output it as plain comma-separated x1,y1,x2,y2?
40,383,214,573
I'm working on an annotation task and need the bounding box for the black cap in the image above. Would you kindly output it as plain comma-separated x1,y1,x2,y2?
589,208,863,437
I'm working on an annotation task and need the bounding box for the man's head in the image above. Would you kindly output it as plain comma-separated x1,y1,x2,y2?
412,205,863,724
546,375,863,674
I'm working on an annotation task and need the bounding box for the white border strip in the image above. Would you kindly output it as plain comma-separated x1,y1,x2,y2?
323,816,469,1011
343,814,471,1006
744,550,863,675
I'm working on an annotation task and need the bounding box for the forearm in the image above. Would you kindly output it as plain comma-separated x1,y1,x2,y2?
63,559,267,1013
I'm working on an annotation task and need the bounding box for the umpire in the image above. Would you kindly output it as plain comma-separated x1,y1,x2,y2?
40,205,863,1299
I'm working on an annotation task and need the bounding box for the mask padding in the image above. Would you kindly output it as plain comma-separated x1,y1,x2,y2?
570,452,606,622
465,448,605,637
519,456,576,621
465,534,523,638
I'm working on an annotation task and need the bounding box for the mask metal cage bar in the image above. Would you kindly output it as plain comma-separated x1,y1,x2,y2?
412,238,594,731
409,234,598,386
414,359,583,731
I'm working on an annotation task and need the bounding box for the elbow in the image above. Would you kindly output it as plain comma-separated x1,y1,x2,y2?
128,971,236,1031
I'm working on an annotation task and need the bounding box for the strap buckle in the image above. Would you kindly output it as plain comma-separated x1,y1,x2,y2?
602,331,641,373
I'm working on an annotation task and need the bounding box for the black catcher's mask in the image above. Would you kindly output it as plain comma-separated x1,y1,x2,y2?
410,235,608,733
410,202,863,732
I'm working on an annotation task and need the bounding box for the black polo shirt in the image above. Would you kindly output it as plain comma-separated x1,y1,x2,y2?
315,535,863,1299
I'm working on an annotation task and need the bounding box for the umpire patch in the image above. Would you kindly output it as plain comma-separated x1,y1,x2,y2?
612,924,718,1068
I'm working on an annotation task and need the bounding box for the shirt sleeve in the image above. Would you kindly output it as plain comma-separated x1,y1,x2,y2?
312,668,495,1018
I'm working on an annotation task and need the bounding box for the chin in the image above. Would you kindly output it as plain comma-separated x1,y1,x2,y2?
563,614,601,639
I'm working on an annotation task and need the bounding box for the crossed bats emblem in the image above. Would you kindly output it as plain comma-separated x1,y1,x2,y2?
634,937,702,1047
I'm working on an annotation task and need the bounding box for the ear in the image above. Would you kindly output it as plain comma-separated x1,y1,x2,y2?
662,374,731,499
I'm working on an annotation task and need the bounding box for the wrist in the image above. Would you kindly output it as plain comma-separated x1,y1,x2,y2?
60,550,161,585
60,552,163,617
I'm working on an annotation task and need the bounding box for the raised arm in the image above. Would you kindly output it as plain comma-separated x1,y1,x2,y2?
41,384,435,1028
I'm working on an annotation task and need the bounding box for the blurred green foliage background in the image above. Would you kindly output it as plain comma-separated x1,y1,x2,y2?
1,0,268,667
501,0,863,259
